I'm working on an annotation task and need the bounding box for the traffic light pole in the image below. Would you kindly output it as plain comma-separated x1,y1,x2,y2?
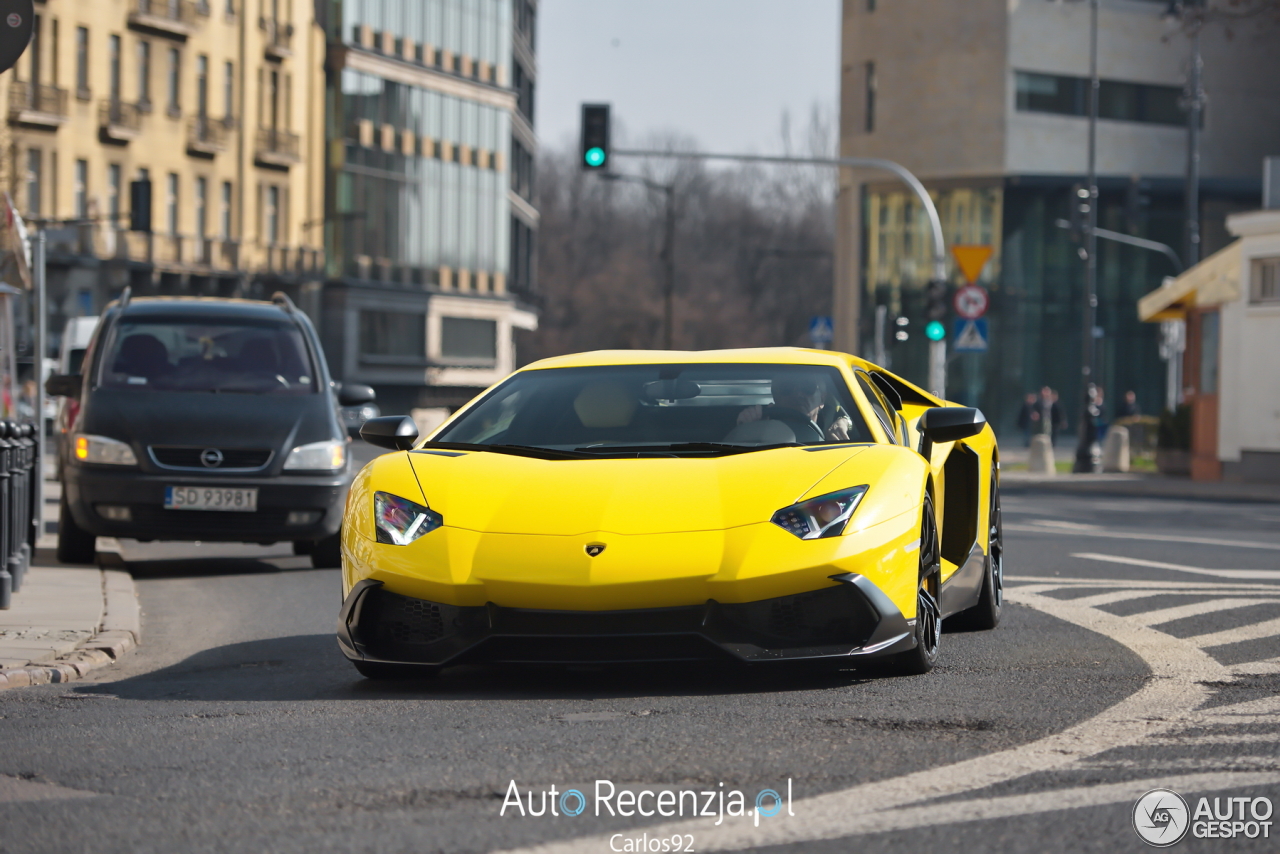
612,148,950,395
1073,0,1101,474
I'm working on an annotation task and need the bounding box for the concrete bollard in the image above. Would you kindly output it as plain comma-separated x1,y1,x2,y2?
1102,425,1130,473
1028,434,1056,476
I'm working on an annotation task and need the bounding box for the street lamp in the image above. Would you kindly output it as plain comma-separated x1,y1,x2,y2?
1072,0,1102,474
598,172,676,350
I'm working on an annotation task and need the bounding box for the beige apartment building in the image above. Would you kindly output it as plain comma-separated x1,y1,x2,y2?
0,0,325,343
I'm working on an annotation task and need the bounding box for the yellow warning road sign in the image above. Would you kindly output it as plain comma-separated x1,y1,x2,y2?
951,245,993,286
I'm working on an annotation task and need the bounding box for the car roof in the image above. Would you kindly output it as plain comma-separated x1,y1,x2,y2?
521,347,875,372
114,297,293,322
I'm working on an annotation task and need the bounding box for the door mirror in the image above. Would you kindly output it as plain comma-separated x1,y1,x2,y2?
337,382,376,406
45,373,83,398
359,415,419,451
918,406,985,459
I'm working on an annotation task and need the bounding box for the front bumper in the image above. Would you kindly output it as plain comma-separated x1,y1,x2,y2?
64,465,350,543
336,575,915,668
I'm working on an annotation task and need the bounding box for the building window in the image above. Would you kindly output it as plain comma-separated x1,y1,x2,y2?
25,149,41,217
359,311,425,360
1015,71,1189,127
108,35,122,100
74,159,88,219
195,176,207,238
138,40,151,107
512,60,534,124
1252,257,1280,304
510,216,536,294
865,61,876,133
265,185,280,244
440,317,497,361
167,47,181,115
167,173,179,235
75,26,90,98
220,181,232,239
108,164,122,222
195,54,208,117
224,60,234,119
514,0,537,50
511,138,535,200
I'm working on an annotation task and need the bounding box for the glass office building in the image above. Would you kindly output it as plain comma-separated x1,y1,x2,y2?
319,0,538,411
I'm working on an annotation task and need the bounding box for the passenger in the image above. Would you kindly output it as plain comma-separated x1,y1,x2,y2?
736,377,852,443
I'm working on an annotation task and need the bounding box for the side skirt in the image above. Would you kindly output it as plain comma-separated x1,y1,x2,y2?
939,543,986,618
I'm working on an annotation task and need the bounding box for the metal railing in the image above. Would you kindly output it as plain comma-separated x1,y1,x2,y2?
259,17,294,54
255,127,301,162
100,98,143,135
187,115,229,151
0,422,39,610
132,0,198,28
8,81,69,119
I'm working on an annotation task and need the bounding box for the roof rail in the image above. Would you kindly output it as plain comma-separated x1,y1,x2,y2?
271,291,297,313
118,286,132,308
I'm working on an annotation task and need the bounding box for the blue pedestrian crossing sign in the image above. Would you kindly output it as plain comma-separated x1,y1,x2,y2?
953,318,989,352
808,315,834,347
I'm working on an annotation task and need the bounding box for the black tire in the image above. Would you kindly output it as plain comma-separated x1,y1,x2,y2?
884,494,942,675
948,472,1004,631
56,497,98,565
310,531,342,569
292,540,314,556
352,660,439,680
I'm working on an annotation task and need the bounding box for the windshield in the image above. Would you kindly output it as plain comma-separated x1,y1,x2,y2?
98,318,316,394
433,363,873,455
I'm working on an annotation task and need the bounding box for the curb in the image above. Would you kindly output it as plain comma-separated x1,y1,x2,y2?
1001,475,1280,504
0,569,142,691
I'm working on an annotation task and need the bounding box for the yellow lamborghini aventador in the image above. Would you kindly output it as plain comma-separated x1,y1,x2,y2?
341,348,1002,679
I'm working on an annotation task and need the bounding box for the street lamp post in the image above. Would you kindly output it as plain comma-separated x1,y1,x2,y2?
1073,0,1102,474
599,172,676,349
1184,3,1205,268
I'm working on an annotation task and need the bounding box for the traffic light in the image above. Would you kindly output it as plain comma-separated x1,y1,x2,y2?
129,179,152,233
580,103,610,170
925,279,948,321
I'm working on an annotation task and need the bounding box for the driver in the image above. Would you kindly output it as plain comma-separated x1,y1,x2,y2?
736,377,852,442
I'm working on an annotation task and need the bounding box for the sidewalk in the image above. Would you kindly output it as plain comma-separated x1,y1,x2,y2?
0,454,142,690
1001,470,1280,503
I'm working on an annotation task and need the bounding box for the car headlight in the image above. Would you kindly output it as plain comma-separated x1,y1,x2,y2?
771,486,868,540
283,439,346,471
73,434,138,466
374,492,443,545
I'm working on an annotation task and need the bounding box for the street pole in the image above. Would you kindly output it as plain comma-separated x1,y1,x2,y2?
32,230,46,542
1073,0,1101,474
661,184,675,350
1185,8,1203,268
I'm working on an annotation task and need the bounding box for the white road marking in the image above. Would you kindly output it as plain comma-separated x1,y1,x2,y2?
0,775,97,804
1028,519,1102,530
1007,523,1280,551
1008,574,1280,592
1230,656,1280,675
1063,590,1180,609
1130,598,1280,627
1189,616,1280,649
498,590,1227,854
1071,552,1280,581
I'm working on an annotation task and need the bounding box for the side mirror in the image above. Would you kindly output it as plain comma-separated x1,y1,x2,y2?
45,373,83,398
337,382,376,406
918,406,985,460
359,415,418,451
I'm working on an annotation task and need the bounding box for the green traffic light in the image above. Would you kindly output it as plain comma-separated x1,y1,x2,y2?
925,321,946,342
584,147,606,168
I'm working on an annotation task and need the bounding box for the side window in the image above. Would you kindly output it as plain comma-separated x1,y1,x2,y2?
855,373,898,444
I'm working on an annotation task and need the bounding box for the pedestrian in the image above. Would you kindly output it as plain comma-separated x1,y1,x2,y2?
1016,392,1038,446
1117,390,1140,419
1036,386,1067,443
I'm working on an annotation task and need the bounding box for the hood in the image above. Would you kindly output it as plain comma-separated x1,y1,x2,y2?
406,445,870,535
82,388,338,462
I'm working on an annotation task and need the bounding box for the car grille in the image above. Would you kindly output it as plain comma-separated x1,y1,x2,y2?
149,446,274,470
124,506,301,536
362,588,449,646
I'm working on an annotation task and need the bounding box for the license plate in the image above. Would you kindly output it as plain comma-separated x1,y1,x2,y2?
164,486,258,512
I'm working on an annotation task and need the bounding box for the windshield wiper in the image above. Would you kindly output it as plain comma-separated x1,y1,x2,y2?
418,442,594,460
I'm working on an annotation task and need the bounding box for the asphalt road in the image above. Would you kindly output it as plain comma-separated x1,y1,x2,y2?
1,470,1278,853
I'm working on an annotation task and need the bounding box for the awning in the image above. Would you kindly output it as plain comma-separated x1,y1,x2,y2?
1137,239,1241,322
